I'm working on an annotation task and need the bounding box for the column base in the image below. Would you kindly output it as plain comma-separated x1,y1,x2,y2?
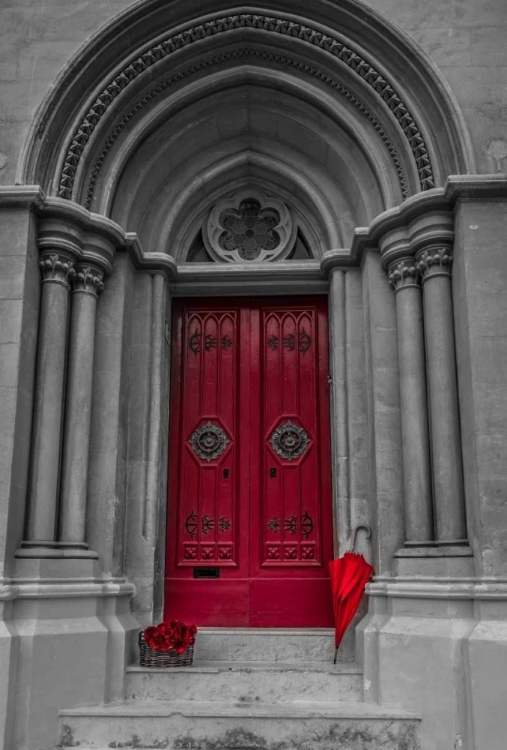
396,543,473,557
4,558,138,750
16,541,99,560
394,543,474,576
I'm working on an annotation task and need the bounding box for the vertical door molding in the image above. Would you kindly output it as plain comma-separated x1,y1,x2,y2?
326,266,372,558
328,269,350,553
144,273,168,546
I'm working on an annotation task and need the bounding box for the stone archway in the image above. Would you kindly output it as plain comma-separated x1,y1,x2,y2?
6,3,491,748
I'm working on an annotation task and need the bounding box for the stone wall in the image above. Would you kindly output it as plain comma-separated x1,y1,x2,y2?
0,2,507,749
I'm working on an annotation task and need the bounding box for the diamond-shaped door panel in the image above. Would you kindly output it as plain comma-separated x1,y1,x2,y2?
269,419,310,462
188,420,231,462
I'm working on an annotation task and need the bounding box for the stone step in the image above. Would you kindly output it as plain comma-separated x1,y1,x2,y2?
59,700,421,750
126,660,363,703
193,627,346,662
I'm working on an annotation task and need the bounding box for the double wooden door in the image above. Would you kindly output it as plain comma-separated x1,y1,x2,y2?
165,297,334,626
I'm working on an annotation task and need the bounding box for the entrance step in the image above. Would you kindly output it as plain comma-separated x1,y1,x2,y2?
59,700,421,750
194,627,352,662
127,661,363,703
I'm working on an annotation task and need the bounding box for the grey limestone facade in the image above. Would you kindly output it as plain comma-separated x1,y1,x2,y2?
0,1,507,748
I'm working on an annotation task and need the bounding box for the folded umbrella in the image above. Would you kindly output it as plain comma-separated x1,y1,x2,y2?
328,524,374,664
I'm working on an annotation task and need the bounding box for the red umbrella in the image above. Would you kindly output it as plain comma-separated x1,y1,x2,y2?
328,525,374,663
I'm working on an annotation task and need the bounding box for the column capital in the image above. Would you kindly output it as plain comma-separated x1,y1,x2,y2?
416,246,453,281
388,258,420,292
39,252,76,288
72,264,105,296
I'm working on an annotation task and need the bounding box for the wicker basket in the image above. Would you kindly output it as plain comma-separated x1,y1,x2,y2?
138,631,194,668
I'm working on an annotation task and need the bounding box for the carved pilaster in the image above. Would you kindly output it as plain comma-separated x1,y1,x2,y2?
72,265,105,296
417,247,453,281
39,253,76,287
388,259,420,292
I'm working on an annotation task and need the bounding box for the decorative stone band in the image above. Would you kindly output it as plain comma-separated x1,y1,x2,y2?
416,247,453,281
39,253,76,288
72,265,105,296
84,47,409,208
58,12,434,200
388,259,420,292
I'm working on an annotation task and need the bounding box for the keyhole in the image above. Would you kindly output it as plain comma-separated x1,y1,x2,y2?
270,468,277,478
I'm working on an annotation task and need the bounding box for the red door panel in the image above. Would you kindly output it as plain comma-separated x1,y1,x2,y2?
165,298,334,627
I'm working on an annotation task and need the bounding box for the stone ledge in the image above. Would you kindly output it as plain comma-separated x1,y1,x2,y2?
368,578,507,600
60,698,421,720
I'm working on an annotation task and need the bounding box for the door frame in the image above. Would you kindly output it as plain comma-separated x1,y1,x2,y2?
165,295,334,626
162,263,351,622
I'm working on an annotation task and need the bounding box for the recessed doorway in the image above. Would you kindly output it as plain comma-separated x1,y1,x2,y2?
165,297,334,626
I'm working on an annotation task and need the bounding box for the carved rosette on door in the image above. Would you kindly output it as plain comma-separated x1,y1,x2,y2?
178,310,237,566
263,309,321,566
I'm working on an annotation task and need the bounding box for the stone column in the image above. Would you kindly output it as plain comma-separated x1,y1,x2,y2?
58,264,104,553
417,246,467,543
388,259,433,543
22,252,75,554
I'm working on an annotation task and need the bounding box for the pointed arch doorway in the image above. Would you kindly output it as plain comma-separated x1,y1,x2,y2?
165,296,334,627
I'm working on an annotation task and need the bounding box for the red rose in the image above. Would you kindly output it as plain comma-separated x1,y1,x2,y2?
143,620,198,653
143,626,159,649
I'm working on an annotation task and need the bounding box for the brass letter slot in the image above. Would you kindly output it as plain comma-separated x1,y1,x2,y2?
193,567,220,579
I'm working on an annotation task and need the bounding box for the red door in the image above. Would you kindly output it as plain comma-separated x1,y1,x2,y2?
165,298,334,627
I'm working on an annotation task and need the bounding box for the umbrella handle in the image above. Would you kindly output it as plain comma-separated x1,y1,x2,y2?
349,524,372,552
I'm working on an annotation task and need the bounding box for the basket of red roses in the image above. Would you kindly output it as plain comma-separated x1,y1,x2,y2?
139,620,198,667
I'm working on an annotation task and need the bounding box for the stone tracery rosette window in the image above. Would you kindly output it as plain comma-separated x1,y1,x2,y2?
204,190,296,263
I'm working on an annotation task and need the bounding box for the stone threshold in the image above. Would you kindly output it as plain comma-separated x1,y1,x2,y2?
127,660,361,674
61,699,420,720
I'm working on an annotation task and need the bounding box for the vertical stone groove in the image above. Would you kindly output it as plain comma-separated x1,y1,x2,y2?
144,273,167,545
329,269,350,552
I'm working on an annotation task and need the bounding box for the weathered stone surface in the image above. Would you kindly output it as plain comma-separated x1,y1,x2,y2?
194,629,336,664
59,700,420,750
126,661,363,704
362,251,404,573
453,200,507,576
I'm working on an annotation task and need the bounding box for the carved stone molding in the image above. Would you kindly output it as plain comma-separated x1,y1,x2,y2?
417,247,453,281
39,253,76,287
83,47,408,208
57,13,433,201
204,189,295,263
72,265,105,296
388,259,420,292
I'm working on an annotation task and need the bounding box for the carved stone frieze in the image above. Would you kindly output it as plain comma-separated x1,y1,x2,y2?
416,247,453,280
388,259,420,291
39,253,76,287
72,266,105,296
83,47,409,208
57,14,434,202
